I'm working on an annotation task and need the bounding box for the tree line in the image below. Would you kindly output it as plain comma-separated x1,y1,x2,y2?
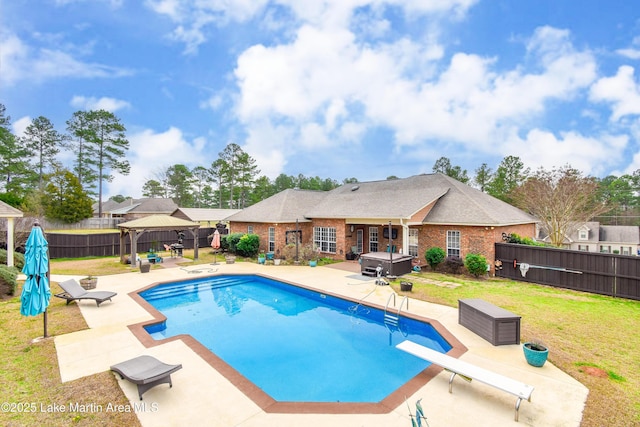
0,103,129,222
2,102,639,237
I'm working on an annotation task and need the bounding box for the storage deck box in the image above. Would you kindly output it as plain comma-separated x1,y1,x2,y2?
458,299,521,346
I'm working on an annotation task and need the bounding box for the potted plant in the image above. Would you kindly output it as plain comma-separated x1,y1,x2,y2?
523,340,549,367
79,275,98,290
274,257,281,266
258,253,266,264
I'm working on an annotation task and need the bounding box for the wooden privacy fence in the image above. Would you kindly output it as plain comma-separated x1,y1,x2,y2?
494,243,640,300
47,228,215,259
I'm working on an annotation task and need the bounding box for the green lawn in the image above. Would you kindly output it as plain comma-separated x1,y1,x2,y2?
393,271,640,427
1,255,638,426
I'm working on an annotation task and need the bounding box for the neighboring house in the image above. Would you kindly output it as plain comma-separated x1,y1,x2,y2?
226,173,537,271
94,198,178,221
538,221,640,255
171,208,242,229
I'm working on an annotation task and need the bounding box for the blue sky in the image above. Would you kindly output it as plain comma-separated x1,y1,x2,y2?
2,0,640,198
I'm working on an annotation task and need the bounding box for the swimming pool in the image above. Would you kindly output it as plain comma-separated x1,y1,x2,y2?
139,274,452,404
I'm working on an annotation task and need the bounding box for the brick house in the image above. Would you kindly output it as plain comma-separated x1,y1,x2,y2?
226,173,537,271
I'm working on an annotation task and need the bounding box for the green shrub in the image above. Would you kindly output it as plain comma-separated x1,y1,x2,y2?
225,233,245,254
0,249,25,270
236,233,260,257
425,247,446,271
0,265,19,295
465,253,488,277
505,233,545,246
219,234,230,252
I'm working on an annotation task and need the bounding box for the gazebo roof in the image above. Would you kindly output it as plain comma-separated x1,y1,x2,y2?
118,215,200,230
0,201,23,218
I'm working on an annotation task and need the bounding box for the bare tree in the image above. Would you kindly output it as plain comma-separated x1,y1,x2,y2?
512,165,610,247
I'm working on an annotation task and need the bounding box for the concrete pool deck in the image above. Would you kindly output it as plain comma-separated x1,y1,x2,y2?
52,262,588,426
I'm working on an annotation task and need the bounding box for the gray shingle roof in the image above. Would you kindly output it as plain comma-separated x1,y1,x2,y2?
98,198,179,215
225,189,328,223
118,215,199,229
228,174,535,226
305,175,448,219
600,225,640,244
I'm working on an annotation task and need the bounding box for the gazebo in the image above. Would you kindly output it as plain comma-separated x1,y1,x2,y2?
117,215,201,265
0,201,24,267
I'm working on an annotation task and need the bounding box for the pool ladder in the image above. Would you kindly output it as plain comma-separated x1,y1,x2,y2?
384,293,409,331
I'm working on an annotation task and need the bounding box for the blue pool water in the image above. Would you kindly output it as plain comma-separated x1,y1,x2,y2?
140,275,451,403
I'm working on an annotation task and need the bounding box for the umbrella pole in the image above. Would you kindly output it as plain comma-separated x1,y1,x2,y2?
44,253,50,338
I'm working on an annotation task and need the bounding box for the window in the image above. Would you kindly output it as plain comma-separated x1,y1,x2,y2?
247,225,254,234
313,227,336,253
268,227,275,252
369,227,378,252
600,245,611,254
356,229,363,254
578,229,588,240
447,230,460,257
621,246,632,255
578,245,589,252
408,229,419,257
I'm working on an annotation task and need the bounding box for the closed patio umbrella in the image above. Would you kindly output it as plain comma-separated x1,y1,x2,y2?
20,221,51,338
211,229,221,265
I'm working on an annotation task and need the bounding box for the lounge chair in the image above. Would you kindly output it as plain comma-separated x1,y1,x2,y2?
110,355,183,400
55,279,117,307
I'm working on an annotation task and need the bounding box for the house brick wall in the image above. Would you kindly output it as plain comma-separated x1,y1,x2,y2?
417,223,536,273
229,221,314,256
229,219,536,274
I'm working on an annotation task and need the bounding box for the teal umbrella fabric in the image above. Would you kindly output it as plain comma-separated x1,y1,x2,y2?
20,225,51,317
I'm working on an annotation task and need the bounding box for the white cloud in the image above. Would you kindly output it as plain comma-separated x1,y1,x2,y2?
55,0,123,6
12,116,32,137
107,127,205,198
590,65,640,121
145,0,270,54
70,96,131,112
145,0,476,53
616,48,640,60
0,31,133,86
504,128,628,176
233,22,597,164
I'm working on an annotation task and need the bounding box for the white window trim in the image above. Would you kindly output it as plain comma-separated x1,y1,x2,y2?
447,230,461,258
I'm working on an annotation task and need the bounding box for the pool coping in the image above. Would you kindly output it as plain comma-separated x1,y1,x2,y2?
126,272,468,415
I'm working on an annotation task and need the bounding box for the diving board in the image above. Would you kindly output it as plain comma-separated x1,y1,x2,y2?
396,340,534,422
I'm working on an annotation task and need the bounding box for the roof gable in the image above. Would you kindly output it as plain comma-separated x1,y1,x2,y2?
225,189,328,223
118,215,199,229
0,201,23,218
422,175,537,226
172,208,241,222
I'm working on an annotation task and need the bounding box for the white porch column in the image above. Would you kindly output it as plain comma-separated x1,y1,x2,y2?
7,218,14,267
7,218,15,267
400,220,409,255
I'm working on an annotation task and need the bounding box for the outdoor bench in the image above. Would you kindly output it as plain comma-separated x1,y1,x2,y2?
458,298,520,345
